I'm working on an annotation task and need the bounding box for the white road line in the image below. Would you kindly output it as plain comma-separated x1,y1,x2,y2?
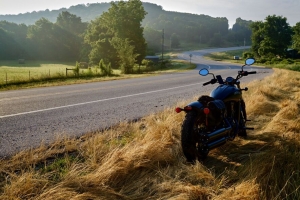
0,82,203,119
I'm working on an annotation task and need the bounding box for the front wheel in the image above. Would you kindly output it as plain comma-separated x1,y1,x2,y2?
181,111,207,163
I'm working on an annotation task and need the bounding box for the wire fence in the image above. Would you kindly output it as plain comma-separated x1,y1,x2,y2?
0,68,87,85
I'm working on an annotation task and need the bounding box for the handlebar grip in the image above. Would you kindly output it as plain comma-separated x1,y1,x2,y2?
248,71,256,74
203,81,211,86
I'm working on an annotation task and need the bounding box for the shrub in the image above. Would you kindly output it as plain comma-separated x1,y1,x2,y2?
242,51,254,59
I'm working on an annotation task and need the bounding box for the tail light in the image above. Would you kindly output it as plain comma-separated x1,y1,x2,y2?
203,108,210,115
175,106,193,113
175,107,183,113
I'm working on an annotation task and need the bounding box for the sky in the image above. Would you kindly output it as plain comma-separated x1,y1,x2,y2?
0,0,299,27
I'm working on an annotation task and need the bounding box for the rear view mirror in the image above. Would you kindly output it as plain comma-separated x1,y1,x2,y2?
245,58,255,65
199,68,209,76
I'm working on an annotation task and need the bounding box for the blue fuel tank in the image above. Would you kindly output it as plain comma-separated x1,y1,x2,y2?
210,85,242,101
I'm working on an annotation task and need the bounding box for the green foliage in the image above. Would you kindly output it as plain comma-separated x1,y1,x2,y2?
251,15,292,59
228,17,253,45
56,11,87,36
144,27,162,52
85,0,147,72
74,62,80,76
0,21,29,59
292,22,300,53
209,32,224,47
142,59,155,71
170,33,180,48
99,59,112,76
41,156,78,182
242,51,255,59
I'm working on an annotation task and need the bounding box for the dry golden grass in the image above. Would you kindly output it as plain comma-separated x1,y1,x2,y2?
0,68,300,200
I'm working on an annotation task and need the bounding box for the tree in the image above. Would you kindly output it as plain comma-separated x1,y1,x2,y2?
111,37,138,74
27,18,81,61
230,18,252,45
85,0,147,71
170,33,180,48
143,27,162,53
56,11,87,36
251,15,292,58
292,22,300,53
250,21,264,58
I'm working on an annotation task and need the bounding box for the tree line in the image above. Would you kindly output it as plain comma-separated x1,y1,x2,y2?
246,15,300,63
1,1,300,74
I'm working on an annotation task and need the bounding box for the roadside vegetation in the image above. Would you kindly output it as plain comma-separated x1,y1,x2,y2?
0,58,195,91
204,49,300,72
0,67,299,199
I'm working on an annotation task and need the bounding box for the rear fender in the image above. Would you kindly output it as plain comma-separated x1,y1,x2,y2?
186,101,204,112
175,101,204,113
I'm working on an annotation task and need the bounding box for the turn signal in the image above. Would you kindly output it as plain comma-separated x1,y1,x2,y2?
203,108,210,115
175,107,182,113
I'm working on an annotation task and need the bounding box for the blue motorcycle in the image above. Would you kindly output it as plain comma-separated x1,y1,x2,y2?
176,58,256,163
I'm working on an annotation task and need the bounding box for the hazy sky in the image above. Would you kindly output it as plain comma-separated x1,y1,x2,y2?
0,0,299,27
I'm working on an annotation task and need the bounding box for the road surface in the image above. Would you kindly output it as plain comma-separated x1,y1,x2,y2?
0,47,272,157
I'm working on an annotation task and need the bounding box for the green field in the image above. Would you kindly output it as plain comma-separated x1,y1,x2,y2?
0,59,196,90
0,61,76,84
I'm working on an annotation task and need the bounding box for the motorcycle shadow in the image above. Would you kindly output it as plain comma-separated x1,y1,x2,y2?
199,132,283,174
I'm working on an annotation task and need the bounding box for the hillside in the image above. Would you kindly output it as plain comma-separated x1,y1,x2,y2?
0,2,215,26
0,68,299,199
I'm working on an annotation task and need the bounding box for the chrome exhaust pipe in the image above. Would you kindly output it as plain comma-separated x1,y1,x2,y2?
206,126,231,142
207,137,226,150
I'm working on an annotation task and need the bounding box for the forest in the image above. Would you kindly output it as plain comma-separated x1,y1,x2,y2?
0,2,250,60
0,1,299,71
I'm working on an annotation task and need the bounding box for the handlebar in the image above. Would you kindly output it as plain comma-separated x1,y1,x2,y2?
238,71,257,76
202,71,257,86
203,81,211,86
203,79,217,86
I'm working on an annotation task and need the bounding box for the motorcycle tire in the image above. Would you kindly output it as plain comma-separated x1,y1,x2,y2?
238,112,247,138
181,111,207,163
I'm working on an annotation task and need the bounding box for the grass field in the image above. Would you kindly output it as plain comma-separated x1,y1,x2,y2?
0,59,195,90
0,61,75,84
0,68,299,199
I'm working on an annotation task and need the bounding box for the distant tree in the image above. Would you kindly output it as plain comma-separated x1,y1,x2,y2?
292,22,300,53
250,21,264,58
27,18,81,60
251,15,292,58
85,19,118,67
143,27,162,53
170,33,180,48
209,33,224,47
230,18,252,45
56,11,87,35
0,21,29,59
85,0,147,72
111,37,138,74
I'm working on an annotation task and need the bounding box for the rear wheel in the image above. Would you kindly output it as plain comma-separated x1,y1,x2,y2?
181,111,208,163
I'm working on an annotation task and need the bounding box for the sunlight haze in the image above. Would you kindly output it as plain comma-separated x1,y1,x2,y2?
0,0,299,27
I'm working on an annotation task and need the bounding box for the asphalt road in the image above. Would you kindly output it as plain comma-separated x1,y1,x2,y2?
0,47,272,157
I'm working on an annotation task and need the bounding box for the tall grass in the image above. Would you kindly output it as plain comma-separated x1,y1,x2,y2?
0,69,299,199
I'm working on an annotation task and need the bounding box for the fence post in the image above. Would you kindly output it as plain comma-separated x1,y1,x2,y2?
29,70,30,80
66,68,68,76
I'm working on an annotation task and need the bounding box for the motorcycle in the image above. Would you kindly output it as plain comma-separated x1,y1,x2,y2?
175,58,256,163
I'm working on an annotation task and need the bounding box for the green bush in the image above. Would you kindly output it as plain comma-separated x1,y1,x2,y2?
242,51,254,59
